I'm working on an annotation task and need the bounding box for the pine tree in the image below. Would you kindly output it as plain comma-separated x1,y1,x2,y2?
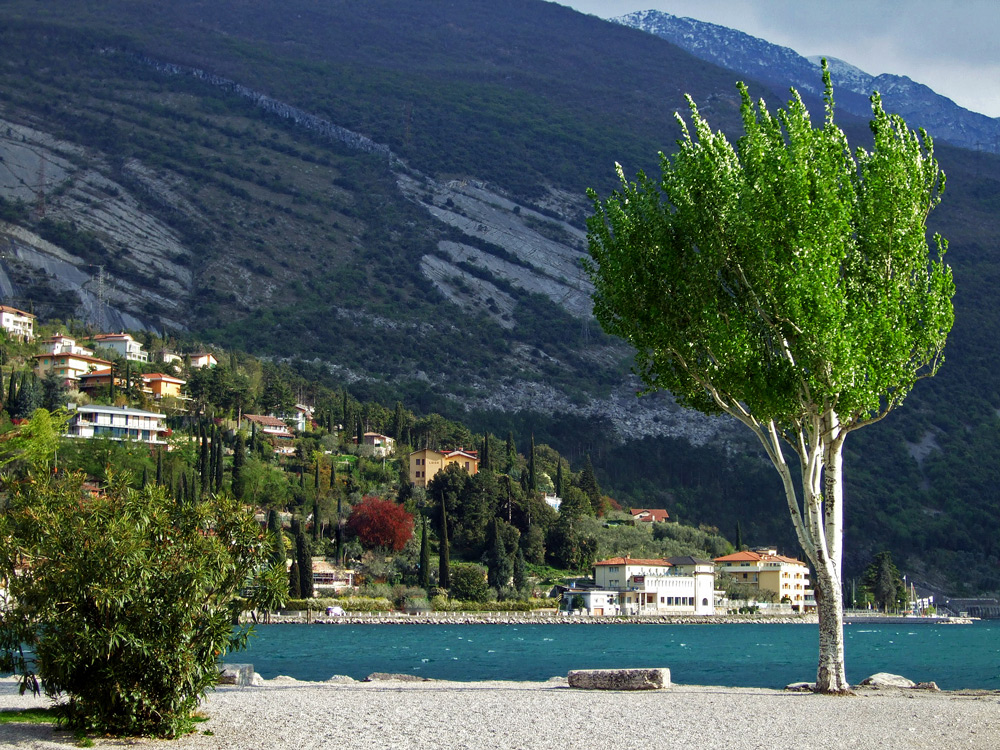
419,516,430,591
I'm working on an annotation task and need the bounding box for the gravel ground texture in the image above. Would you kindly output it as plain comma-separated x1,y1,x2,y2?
2,675,999,750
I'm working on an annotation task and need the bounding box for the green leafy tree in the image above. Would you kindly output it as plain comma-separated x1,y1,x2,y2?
0,473,277,737
448,563,489,602
586,66,954,692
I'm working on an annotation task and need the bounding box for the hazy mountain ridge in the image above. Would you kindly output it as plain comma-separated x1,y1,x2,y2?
616,10,1000,154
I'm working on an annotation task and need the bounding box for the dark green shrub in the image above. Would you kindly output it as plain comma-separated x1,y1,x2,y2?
0,472,279,738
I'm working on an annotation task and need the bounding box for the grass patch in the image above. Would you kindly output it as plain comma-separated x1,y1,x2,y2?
0,707,56,725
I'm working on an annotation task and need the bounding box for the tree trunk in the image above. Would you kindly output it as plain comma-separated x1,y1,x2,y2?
813,555,851,693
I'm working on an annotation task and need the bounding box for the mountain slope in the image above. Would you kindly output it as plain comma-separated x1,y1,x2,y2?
0,1,998,594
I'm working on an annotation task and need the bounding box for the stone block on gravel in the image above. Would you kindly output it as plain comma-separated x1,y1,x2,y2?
858,673,916,689
364,672,430,682
568,668,670,690
219,664,254,686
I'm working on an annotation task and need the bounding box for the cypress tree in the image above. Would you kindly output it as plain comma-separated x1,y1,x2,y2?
267,509,286,566
736,521,744,551
296,530,313,599
199,425,209,495
155,449,163,486
505,431,516,472
486,519,508,592
214,432,224,493
312,497,321,542
180,472,188,503
335,492,343,564
288,560,301,599
419,516,430,592
556,460,563,498
481,433,491,473
528,434,536,492
141,465,149,488
513,547,528,597
356,418,363,448
7,366,16,409
439,499,450,590
232,433,246,500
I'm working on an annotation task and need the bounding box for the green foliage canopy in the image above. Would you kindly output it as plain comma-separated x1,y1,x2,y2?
0,473,280,737
586,66,954,692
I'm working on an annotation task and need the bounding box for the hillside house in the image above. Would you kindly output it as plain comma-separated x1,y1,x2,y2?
409,447,479,487
93,332,148,362
714,548,814,611
0,305,34,341
189,352,218,369
40,334,93,357
244,414,295,453
356,431,395,457
75,368,127,396
65,404,168,445
630,508,670,523
34,352,114,388
143,372,186,399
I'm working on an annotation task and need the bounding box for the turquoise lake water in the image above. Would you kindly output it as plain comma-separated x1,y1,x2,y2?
241,620,1000,690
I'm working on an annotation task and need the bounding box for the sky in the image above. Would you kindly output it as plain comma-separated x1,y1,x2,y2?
559,1,1000,118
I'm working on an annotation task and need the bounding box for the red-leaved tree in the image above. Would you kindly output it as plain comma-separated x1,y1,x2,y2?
346,496,414,552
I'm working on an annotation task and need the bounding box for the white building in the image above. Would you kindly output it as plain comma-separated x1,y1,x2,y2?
584,556,715,616
0,305,35,341
93,332,148,363
40,334,93,357
65,405,168,445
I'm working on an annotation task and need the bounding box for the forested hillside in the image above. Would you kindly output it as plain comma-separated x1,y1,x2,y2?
0,0,997,594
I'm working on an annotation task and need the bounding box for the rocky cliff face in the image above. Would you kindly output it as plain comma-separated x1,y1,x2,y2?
616,10,1000,154
0,119,194,330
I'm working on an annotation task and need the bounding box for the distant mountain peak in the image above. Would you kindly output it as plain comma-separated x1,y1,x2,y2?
616,9,1000,153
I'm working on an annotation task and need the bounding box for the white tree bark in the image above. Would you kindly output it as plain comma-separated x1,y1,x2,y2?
723,401,851,693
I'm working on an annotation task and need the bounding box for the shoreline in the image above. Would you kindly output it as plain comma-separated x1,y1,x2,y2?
4,675,999,749
265,611,820,625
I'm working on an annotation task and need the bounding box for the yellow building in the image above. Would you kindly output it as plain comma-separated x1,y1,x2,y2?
714,548,813,611
143,372,186,399
409,447,479,487
34,352,114,388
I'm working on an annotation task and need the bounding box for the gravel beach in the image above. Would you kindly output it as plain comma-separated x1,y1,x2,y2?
2,675,999,750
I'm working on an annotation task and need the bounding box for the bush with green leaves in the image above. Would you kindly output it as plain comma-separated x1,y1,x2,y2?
0,472,281,738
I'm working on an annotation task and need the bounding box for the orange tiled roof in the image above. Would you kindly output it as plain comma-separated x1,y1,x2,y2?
594,556,673,567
